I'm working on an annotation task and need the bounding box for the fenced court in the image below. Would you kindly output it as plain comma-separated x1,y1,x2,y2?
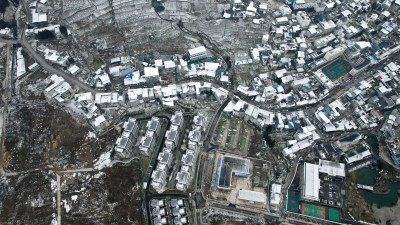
215,118,251,153
287,190,300,213
328,208,339,222
322,60,352,80
301,203,326,219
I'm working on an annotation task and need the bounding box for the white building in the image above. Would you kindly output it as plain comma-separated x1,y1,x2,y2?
324,45,347,61
176,171,191,191
296,11,311,28
188,130,201,151
16,48,26,78
176,150,196,191
151,170,168,192
139,131,156,155
318,159,345,177
45,74,72,102
67,65,80,75
171,111,184,130
95,92,123,105
270,183,282,206
147,117,161,136
32,12,47,24
152,148,173,193
143,67,159,83
345,148,371,164
238,190,267,204
303,162,320,201
188,46,208,61
164,125,180,150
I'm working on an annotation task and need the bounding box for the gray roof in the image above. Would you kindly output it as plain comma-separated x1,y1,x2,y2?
143,135,153,148
167,129,177,141
150,199,161,208
172,113,183,126
189,130,201,142
149,119,159,132
153,170,166,182
159,151,171,164
194,114,205,126
170,199,184,207
124,120,136,132
170,199,178,207
152,208,160,217
217,156,250,189
117,137,128,149
172,208,180,216
177,172,189,183
182,153,194,166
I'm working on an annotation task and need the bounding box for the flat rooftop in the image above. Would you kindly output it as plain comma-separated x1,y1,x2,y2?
124,118,137,132
166,129,177,142
148,118,160,132
142,135,153,148
189,130,201,142
172,113,183,126
216,155,250,189
116,136,129,149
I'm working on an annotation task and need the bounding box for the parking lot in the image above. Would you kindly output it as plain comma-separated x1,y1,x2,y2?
319,176,343,207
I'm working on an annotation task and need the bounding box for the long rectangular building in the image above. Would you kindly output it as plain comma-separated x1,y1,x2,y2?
303,162,320,201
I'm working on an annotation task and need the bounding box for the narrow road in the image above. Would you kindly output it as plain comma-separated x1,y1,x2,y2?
57,168,95,173
0,0,98,94
20,31,98,93
56,173,61,225
0,37,98,94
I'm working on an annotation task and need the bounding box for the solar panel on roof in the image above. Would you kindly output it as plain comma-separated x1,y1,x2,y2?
160,152,170,164
150,120,158,131
118,137,128,148
126,121,135,131
168,130,177,140
144,136,152,147
173,114,182,125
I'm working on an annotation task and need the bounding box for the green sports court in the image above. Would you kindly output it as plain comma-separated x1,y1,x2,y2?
301,203,326,219
328,208,340,222
287,190,300,213
322,60,352,80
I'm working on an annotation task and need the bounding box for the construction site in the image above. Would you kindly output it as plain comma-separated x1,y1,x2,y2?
210,152,270,210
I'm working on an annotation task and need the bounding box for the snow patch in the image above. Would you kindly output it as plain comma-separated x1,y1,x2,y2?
50,179,57,193
50,213,57,225
62,200,71,213
93,151,112,170
87,131,96,139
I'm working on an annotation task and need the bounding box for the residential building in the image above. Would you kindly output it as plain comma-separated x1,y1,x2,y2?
165,125,180,150
139,131,156,155
188,46,208,61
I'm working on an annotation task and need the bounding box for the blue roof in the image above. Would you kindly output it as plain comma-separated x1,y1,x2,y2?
215,160,222,187
125,72,134,79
